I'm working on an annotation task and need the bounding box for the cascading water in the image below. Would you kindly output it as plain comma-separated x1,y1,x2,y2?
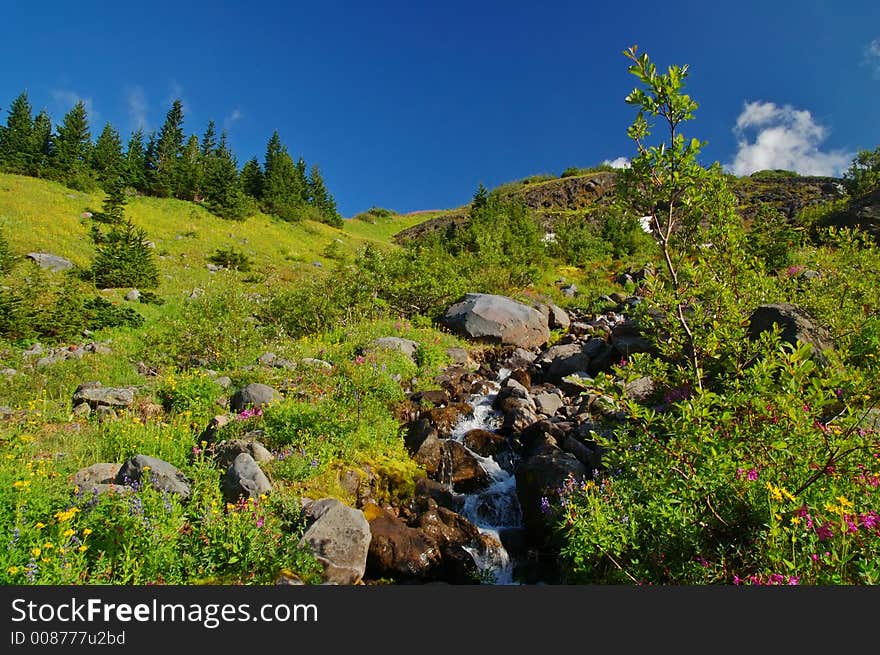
446,368,524,584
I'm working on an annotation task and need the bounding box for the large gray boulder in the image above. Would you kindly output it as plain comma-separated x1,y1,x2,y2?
746,303,833,364
222,453,273,503
229,383,281,412
72,382,134,410
26,252,73,272
299,498,372,585
441,293,550,349
115,454,191,499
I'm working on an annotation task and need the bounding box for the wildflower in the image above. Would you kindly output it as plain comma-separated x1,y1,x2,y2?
42,542,53,550
34,522,45,530
77,545,88,553
7,566,19,575
54,507,80,523
25,559,38,583
540,497,551,514
31,547,41,558
815,523,834,541
837,496,853,509
82,528,92,536
12,480,31,490
63,528,75,539
766,483,783,503
747,468,758,481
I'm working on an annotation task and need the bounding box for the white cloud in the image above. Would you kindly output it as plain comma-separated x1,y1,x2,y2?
126,86,148,131
51,89,97,124
865,38,880,78
603,156,630,169
727,101,853,177
223,108,243,131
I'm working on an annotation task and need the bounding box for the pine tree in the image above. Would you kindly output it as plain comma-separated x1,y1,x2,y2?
92,123,124,189
240,157,263,200
0,92,34,174
90,218,159,289
177,134,202,201
472,183,489,211
262,131,304,221
50,100,94,190
98,175,127,224
308,164,341,227
150,99,185,197
204,131,252,220
295,157,310,204
125,129,148,192
29,110,53,178
200,120,217,157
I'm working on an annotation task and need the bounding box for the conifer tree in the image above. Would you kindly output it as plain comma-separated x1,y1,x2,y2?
50,100,94,190
125,129,148,193
200,120,217,157
295,157,310,204
0,92,34,174
98,175,127,224
92,123,124,188
29,110,53,177
308,164,341,227
203,131,252,220
472,183,489,211
177,134,202,201
150,99,184,197
240,157,263,200
262,131,304,221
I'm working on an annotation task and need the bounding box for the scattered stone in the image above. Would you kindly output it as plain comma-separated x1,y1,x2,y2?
300,358,333,369
136,361,158,377
72,382,135,410
214,438,274,469
370,337,420,361
445,347,472,366
365,503,442,581
95,406,117,421
462,428,507,457
222,453,273,503
125,289,141,302
214,376,232,389
534,392,564,417
548,303,571,330
72,402,91,418
72,463,120,493
115,454,191,499
0,368,16,376
26,253,74,272
623,377,657,403
560,284,577,297
229,383,281,412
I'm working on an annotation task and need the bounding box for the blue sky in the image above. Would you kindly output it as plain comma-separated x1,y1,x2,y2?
2,1,878,217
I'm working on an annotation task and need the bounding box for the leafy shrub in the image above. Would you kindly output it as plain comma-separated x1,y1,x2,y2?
842,146,880,197
0,228,14,274
208,246,253,272
82,296,145,329
744,204,799,272
156,370,223,415
749,169,799,180
90,219,159,289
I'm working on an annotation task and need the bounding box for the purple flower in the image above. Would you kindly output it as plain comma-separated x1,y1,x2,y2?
815,523,834,541
540,497,551,514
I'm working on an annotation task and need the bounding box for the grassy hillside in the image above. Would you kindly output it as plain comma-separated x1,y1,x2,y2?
0,173,437,289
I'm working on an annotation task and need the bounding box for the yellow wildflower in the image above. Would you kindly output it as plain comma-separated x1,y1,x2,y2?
77,545,88,553
7,566,19,575
82,528,92,536
838,496,853,509
766,482,783,503
31,547,41,557
791,516,802,526
63,529,75,539
43,542,53,550
35,522,46,530
13,480,31,490
54,507,81,523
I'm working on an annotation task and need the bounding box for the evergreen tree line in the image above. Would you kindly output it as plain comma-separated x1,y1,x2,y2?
0,91,341,226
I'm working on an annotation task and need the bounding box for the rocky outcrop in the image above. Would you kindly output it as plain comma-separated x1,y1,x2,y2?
441,293,550,349
72,382,134,410
26,252,74,272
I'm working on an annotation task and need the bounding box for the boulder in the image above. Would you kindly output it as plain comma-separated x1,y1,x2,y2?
534,392,564,417
441,293,550,349
115,454,191,499
299,498,371,585
222,453,273,503
71,463,121,493
125,289,141,302
72,382,134,410
229,383,281,412
516,449,589,542
370,337,420,361
26,252,74,272
364,504,442,581
215,438,274,469
536,343,592,381
462,428,507,457
548,303,571,331
746,303,833,364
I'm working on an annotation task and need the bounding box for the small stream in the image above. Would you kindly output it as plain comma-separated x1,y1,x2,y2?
444,369,524,584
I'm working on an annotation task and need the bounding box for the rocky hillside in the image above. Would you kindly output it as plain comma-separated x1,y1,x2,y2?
393,170,846,243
